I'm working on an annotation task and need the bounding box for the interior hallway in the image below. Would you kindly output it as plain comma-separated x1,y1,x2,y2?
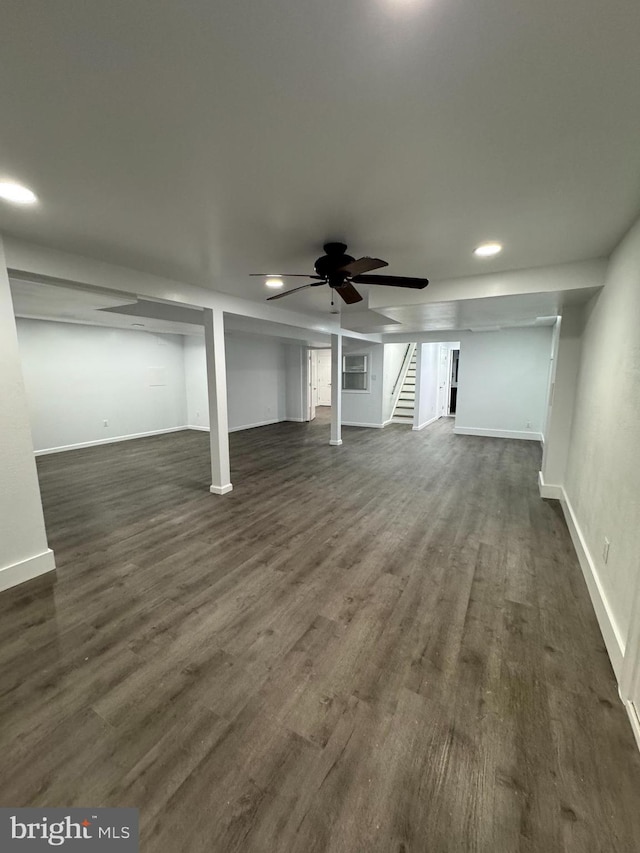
1,415,639,851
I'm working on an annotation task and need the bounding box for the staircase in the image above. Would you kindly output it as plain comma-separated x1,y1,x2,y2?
392,348,417,425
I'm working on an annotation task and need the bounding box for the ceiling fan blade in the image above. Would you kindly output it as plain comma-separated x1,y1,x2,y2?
250,273,324,279
266,283,316,301
335,282,363,304
352,274,429,289
339,257,388,276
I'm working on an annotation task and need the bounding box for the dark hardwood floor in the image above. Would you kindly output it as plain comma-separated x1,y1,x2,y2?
2,413,640,852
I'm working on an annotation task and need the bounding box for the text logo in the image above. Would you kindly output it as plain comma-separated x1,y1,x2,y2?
0,809,138,851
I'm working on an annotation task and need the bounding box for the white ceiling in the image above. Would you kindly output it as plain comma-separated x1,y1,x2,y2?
1,0,639,320
369,288,599,332
10,279,206,336
9,278,336,346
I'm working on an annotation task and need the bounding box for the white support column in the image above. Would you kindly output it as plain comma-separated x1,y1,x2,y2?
203,308,233,495
539,307,584,499
330,333,342,446
0,234,55,591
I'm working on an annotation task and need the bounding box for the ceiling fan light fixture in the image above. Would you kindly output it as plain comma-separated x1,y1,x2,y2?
474,242,503,258
265,277,284,289
254,242,429,304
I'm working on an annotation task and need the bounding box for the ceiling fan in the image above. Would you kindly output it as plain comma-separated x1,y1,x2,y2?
251,242,429,304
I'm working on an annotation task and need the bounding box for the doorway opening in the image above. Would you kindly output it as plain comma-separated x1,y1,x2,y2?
308,348,331,421
448,348,460,415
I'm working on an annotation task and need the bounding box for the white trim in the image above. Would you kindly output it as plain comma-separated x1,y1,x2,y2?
537,470,563,500
34,419,305,454
621,567,640,704
454,427,543,441
188,417,305,434
540,480,637,748
624,699,640,753
210,483,233,495
412,415,439,432
34,426,190,456
286,417,307,423
559,488,625,681
342,420,385,429
329,439,343,446
0,549,56,593
229,418,282,433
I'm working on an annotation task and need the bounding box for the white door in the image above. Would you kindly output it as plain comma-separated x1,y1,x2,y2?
437,345,449,417
308,350,316,421
317,350,332,406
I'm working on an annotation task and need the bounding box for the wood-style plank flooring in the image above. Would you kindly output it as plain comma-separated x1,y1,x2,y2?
2,411,640,851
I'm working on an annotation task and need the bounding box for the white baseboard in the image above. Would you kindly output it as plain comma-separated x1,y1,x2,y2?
189,418,296,434
624,699,640,752
329,439,343,446
0,549,56,593
537,470,564,500
286,417,306,423
210,483,233,495
229,418,284,433
382,418,394,427
413,415,439,432
34,426,190,456
454,426,543,441
342,421,385,429
558,488,625,681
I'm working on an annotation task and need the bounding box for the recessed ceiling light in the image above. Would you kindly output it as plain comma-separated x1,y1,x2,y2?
0,181,38,205
474,242,503,258
131,323,145,328
265,277,284,289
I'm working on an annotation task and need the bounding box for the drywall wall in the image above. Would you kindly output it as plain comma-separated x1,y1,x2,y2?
184,335,209,428
415,343,440,429
564,216,640,651
341,343,385,427
455,327,553,440
382,343,409,423
16,319,188,452
185,333,289,431
0,238,54,590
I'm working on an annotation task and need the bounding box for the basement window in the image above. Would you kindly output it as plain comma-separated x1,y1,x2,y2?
342,354,368,392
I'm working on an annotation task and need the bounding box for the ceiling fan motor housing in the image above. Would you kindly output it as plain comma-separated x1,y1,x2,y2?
315,242,354,287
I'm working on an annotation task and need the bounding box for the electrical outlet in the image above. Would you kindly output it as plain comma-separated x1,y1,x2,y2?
603,538,610,564
526,421,532,429
103,419,109,428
